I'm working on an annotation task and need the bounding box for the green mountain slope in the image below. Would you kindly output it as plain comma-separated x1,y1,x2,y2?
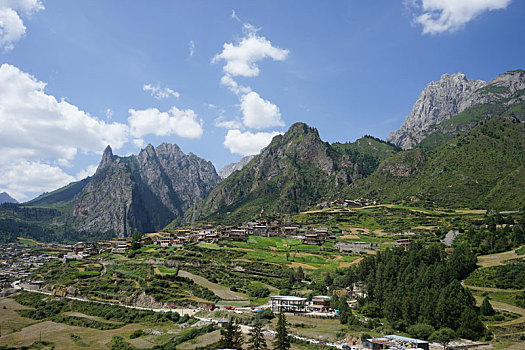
183,123,398,225
347,115,525,209
25,177,90,207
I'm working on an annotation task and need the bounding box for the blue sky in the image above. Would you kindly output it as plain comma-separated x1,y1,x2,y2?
0,0,523,201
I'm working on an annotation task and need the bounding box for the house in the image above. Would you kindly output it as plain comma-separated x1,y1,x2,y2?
224,227,248,241
281,226,300,236
270,295,307,313
394,239,411,251
253,225,268,236
303,229,328,245
310,296,331,312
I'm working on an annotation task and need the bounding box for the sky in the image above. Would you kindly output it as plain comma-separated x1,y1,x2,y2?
0,0,524,202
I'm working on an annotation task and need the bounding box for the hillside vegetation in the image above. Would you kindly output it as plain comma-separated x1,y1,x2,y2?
347,115,525,210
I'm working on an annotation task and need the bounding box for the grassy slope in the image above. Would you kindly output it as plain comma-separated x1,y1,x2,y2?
24,177,90,208
347,116,525,210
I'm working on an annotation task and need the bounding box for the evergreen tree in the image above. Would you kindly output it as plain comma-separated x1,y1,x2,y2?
219,318,244,349
273,311,290,350
457,307,486,340
130,230,142,250
295,266,305,282
338,297,351,324
480,297,495,316
248,320,268,350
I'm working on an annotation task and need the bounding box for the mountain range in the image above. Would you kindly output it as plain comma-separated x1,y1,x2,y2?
2,69,524,241
22,143,220,237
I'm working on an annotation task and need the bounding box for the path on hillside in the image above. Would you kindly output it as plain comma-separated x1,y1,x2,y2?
465,284,525,293
476,246,525,268
473,295,525,327
178,270,248,301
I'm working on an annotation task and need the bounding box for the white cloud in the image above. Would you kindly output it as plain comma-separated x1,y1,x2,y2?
223,129,281,156
105,108,113,121
408,0,512,34
0,161,75,201
0,63,129,166
75,164,98,181
214,116,243,129
231,9,241,22
189,40,195,57
240,91,284,129
143,83,180,100
212,31,289,78
220,74,251,95
128,106,203,140
212,22,289,134
0,0,44,51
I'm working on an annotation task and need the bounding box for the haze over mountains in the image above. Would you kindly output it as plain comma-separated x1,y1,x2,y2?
0,192,17,205
1,69,524,240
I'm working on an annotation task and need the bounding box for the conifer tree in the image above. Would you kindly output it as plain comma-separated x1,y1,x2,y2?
248,320,268,350
480,297,495,316
273,311,290,350
219,318,244,349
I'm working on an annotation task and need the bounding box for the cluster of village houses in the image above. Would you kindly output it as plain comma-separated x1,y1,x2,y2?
0,243,59,296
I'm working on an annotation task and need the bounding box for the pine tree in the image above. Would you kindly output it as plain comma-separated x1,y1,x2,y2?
339,297,351,324
457,307,486,340
248,320,268,350
480,297,495,316
219,318,244,349
273,311,290,350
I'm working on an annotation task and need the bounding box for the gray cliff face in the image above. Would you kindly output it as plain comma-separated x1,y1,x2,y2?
73,144,220,236
387,70,525,150
387,73,486,149
218,155,256,179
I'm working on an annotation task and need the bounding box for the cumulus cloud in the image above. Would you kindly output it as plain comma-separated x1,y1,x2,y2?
407,0,512,34
214,116,243,129
128,106,203,141
143,83,180,99
0,63,129,165
0,63,131,200
220,74,251,95
223,129,281,156
75,164,98,181
0,0,44,51
0,161,76,201
240,91,284,129
212,23,289,133
212,31,289,77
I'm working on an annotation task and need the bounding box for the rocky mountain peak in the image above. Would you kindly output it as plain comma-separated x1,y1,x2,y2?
73,143,220,236
97,145,114,170
387,72,486,149
218,155,256,179
0,192,18,204
490,69,525,94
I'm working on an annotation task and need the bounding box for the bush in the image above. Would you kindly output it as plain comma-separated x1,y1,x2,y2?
129,330,144,339
247,284,270,298
256,308,275,320
407,323,435,340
